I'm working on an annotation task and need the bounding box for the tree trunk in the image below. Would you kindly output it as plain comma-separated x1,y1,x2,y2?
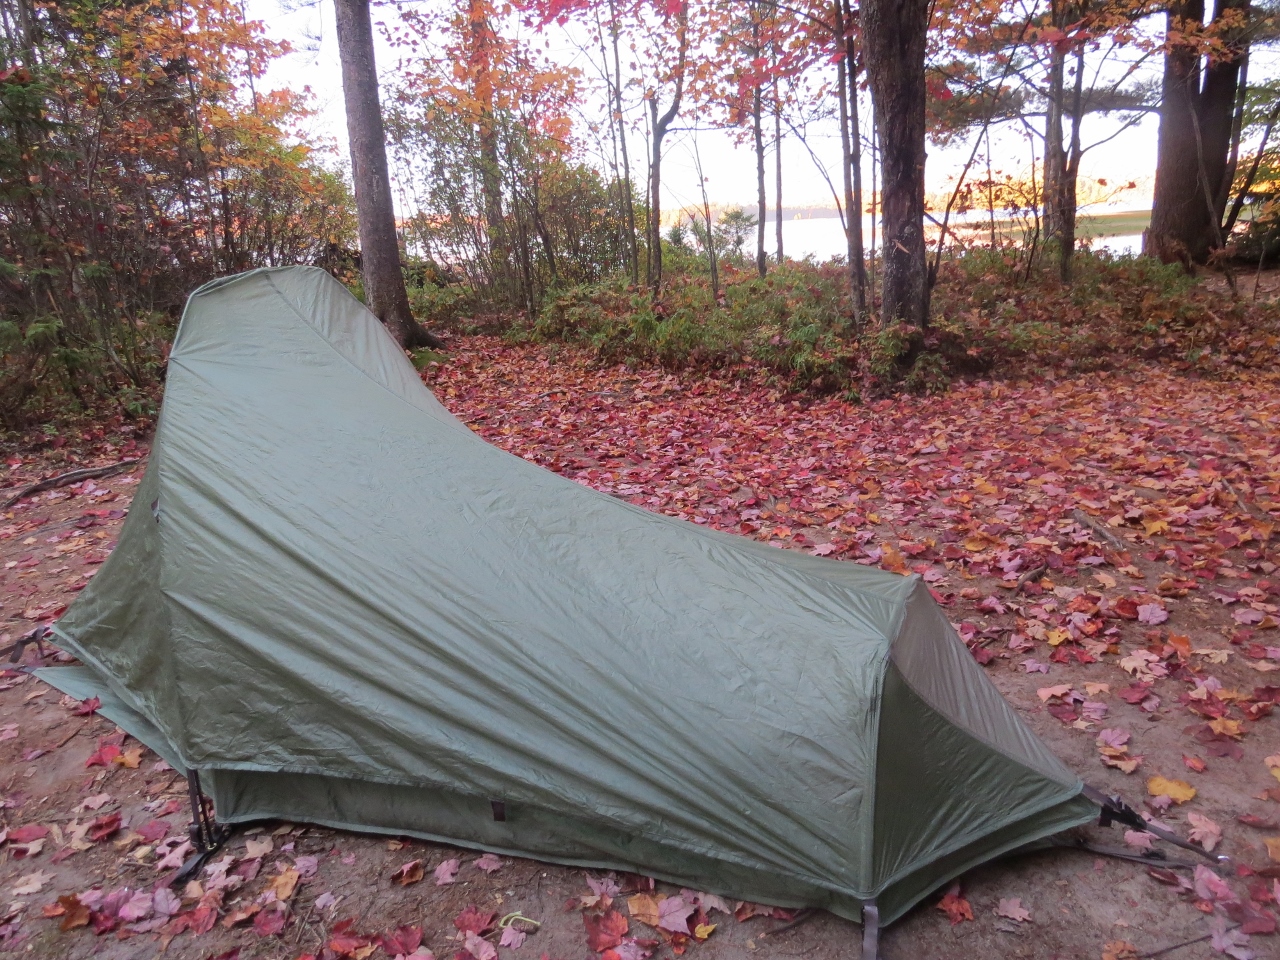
836,49,861,311
608,0,640,286
843,0,868,317
752,5,766,277
774,90,783,263
645,2,688,298
333,0,442,348
861,0,929,327
1042,17,1067,250
1146,0,1249,266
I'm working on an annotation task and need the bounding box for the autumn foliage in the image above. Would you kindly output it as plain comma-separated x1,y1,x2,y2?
0,0,353,428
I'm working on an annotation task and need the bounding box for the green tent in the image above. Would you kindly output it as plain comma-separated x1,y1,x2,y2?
39,266,1098,927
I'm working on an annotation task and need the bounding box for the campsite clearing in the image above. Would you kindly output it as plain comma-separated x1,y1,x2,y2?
1,337,1278,959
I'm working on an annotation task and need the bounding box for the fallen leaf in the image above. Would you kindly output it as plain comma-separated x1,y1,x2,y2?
628,893,661,926
1102,941,1137,960
499,925,527,949
391,860,424,886
454,906,497,936
1147,776,1196,804
585,909,629,952
473,853,503,874
244,836,273,859
433,857,460,885
11,870,53,895
57,894,90,930
656,895,695,934
936,884,973,925
994,897,1031,923
1186,813,1222,852
1265,836,1280,863
269,867,300,901
254,905,287,937
87,812,121,842
464,931,497,960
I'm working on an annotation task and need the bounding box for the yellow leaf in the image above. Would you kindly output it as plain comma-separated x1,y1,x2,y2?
1147,776,1196,804
1037,685,1072,702
693,923,716,940
1207,718,1243,739
1084,682,1110,697
1093,571,1117,589
974,479,999,496
112,748,142,769
1265,837,1280,863
268,868,300,902
1046,628,1071,647
627,893,661,927
1142,519,1169,536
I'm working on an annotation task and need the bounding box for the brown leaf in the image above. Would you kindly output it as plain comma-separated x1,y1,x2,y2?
58,895,90,931
584,908,628,952
390,859,423,886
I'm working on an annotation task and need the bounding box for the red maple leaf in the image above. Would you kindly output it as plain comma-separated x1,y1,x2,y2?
454,906,497,935
936,884,973,925
584,909,629,952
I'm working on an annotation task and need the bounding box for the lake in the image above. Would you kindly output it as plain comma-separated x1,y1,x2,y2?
774,214,1144,262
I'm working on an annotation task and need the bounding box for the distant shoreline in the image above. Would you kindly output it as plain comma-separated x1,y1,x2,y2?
756,207,1151,239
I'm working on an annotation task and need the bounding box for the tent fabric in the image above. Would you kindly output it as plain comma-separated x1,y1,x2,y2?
38,266,1097,925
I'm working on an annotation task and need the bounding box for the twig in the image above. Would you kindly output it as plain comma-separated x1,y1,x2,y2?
1137,922,1239,958
1016,564,1047,593
56,723,86,748
1071,508,1125,551
2,458,139,510
765,908,815,936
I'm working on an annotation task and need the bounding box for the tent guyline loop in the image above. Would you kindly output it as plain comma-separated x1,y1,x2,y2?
1083,784,1229,866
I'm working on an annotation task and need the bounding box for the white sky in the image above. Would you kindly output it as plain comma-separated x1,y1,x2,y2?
247,0,1180,217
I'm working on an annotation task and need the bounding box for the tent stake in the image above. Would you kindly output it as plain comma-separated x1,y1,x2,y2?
172,770,231,885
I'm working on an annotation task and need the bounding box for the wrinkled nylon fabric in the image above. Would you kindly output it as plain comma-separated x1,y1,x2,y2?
46,266,1094,925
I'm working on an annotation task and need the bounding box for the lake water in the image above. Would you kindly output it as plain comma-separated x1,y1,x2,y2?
775,216,1142,262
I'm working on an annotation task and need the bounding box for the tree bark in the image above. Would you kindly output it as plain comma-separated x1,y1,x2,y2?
646,2,688,297
1146,0,1249,266
752,4,767,277
774,90,784,263
333,0,442,349
861,0,929,327
843,0,867,317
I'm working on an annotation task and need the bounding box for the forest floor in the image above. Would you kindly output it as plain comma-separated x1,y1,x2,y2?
1,340,1279,960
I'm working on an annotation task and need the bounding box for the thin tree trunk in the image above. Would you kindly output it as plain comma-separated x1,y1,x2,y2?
752,4,766,277
646,2,688,298
333,0,442,348
1042,0,1067,250
861,0,929,327
692,136,719,299
774,88,784,263
1059,45,1086,281
836,49,861,313
843,0,867,316
608,0,639,286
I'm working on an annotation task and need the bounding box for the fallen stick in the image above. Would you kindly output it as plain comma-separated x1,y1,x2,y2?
2,458,139,510
1071,508,1125,551
1137,922,1240,958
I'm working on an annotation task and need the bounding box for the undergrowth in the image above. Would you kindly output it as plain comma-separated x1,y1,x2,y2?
528,250,1279,397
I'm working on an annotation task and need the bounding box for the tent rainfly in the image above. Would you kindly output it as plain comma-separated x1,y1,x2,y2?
38,266,1158,937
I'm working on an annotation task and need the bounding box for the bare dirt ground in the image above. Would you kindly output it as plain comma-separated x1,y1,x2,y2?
1,344,1278,960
